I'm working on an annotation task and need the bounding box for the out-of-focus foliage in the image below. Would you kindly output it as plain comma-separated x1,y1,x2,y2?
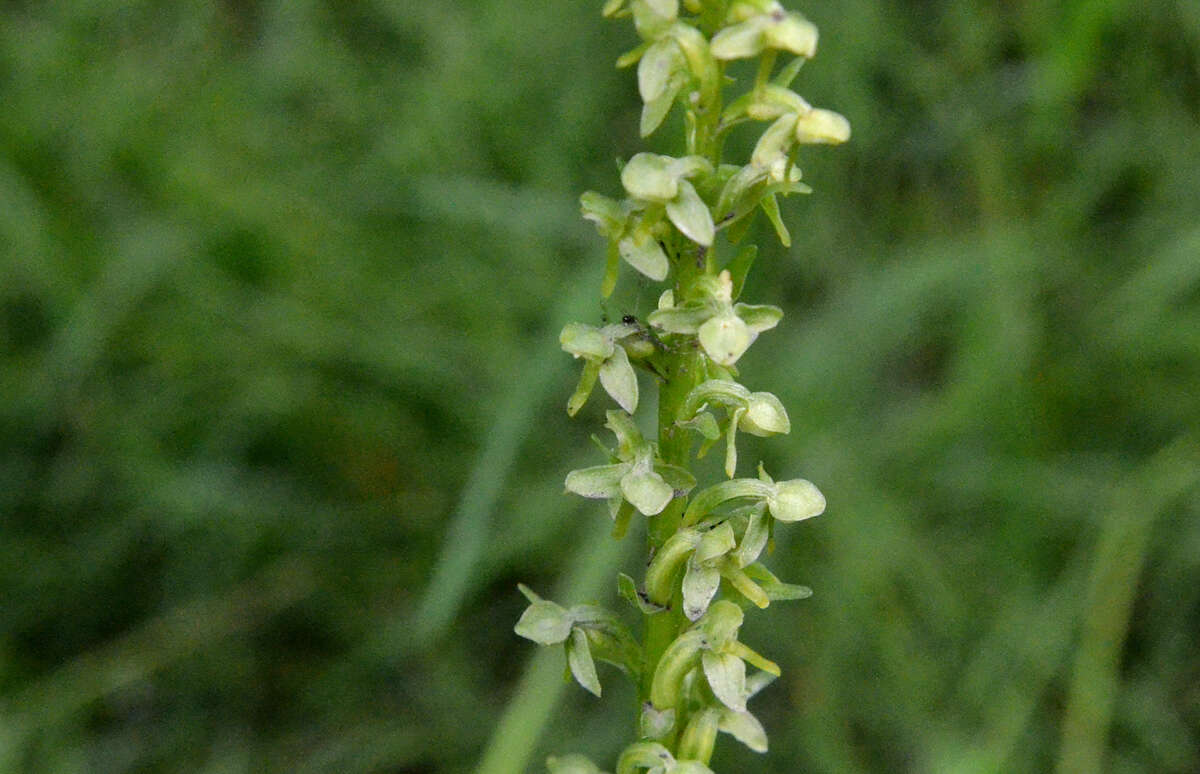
0,1,1197,773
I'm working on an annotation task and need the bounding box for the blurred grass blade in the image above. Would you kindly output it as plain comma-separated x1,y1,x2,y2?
1056,436,1200,774
412,263,600,647
0,560,314,747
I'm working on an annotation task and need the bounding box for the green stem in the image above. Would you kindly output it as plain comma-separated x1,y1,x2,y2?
641,351,698,713
755,50,777,94
634,47,731,754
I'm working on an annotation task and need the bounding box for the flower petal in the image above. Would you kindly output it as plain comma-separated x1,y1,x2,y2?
566,360,601,417
794,107,851,144
639,38,685,102
622,152,680,202
641,83,681,137
666,155,714,180
682,558,721,621
599,344,639,413
702,650,747,712
744,562,814,600
694,521,736,564
604,410,648,459
631,0,678,38
565,463,631,499
767,478,826,522
618,233,670,281
734,303,783,333
725,406,743,478
739,391,790,435
698,599,744,649
621,466,675,515
561,322,615,360
666,179,715,246
717,708,769,753
648,302,713,334
732,505,769,567
641,0,677,20
653,462,698,495
698,312,754,366
514,599,573,645
566,627,602,697
580,191,627,239
640,704,677,740
617,742,676,774
619,572,668,615
710,18,768,60
763,13,818,57
750,113,799,169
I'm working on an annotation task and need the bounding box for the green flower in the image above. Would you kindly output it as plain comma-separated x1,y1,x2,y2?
712,104,848,246
621,153,716,246
648,271,782,366
683,464,826,526
710,1,819,61
675,664,778,758
676,703,770,761
637,37,690,136
793,107,852,144
712,160,810,246
513,585,641,697
677,378,790,477
560,321,642,415
579,152,719,284
643,501,802,619
565,411,696,516
752,108,850,170
580,190,670,284
649,601,780,714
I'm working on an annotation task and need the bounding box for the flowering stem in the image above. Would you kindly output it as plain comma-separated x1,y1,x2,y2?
514,3,849,770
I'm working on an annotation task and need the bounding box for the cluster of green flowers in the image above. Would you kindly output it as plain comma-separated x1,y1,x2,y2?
515,1,847,771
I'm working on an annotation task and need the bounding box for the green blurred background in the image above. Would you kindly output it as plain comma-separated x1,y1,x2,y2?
2,1,1198,772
